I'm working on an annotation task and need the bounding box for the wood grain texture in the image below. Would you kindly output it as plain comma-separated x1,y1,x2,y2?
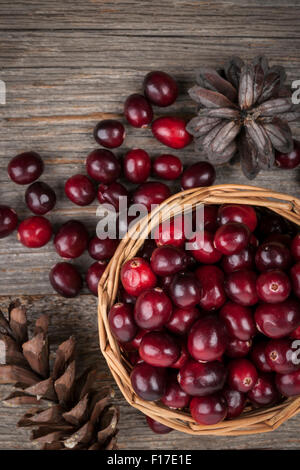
0,0,300,449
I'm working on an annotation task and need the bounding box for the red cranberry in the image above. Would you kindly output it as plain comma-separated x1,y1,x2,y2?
189,230,222,264
150,245,187,276
291,234,300,261
226,338,252,358
227,358,258,393
214,222,250,256
275,369,300,397
195,265,226,311
108,302,137,343
121,257,157,296
93,119,125,148
255,241,291,272
146,417,172,434
291,262,300,299
222,246,254,273
124,94,153,128
153,154,182,180
132,182,171,212
49,262,82,297
97,182,128,211
256,269,291,303
194,205,219,232
86,149,121,183
258,212,288,237
65,174,96,206
254,299,300,338
220,302,256,341
291,326,300,339
88,236,118,261
217,204,257,232
169,272,202,308
248,373,279,407
190,394,227,425
130,362,166,401
0,206,18,238
178,359,227,396
225,270,258,306
275,140,300,169
8,151,43,185
166,306,199,335
144,71,178,107
25,181,56,215
54,220,88,259
162,375,190,409
86,260,107,296
181,162,216,189
134,287,172,330
139,331,180,367
18,216,52,248
152,117,192,149
222,387,246,419
265,338,300,374
154,216,186,248
124,149,151,183
128,328,149,350
188,316,228,362
170,341,189,369
251,341,272,372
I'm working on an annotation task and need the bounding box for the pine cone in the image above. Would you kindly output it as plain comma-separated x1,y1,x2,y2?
186,56,300,179
0,301,119,450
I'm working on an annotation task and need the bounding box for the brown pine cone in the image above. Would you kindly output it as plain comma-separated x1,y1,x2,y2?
1,301,119,450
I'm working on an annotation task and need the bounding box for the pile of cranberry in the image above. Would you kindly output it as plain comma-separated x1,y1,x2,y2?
108,204,300,433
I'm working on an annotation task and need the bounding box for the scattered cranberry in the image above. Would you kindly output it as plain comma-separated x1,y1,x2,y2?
86,149,121,183
166,306,199,336
134,287,172,330
220,302,256,341
214,222,250,256
139,331,180,367
226,338,252,358
227,358,258,393
18,216,52,248
124,94,153,128
188,316,228,362
275,369,300,397
153,154,182,180
256,269,291,303
123,149,151,183
222,246,254,273
250,340,272,372
93,119,125,148
121,257,156,296
108,302,137,343
146,417,173,434
181,161,216,189
152,117,192,149
178,359,227,396
0,206,18,238
8,151,43,185
195,265,226,311
255,241,291,272
154,216,186,248
130,362,166,401
162,375,190,409
190,394,227,425
88,236,118,261
265,338,300,374
25,181,56,215
150,245,187,276
189,230,222,264
169,272,202,308
291,262,300,298
291,234,300,261
97,182,128,211
49,262,82,297
86,260,107,296
144,71,178,107
132,182,171,212
225,270,258,306
54,220,89,259
217,204,257,232
222,387,246,419
275,140,300,169
255,299,300,338
248,373,279,407
65,174,96,206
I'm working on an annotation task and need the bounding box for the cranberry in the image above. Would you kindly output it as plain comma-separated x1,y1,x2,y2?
222,246,254,273
256,269,291,303
258,212,288,238
153,155,182,180
150,245,187,276
248,373,279,407
255,241,291,272
128,328,149,350
178,359,227,396
144,71,178,107
130,362,166,401
121,257,157,296
18,216,52,248
134,287,172,330
139,331,180,367
108,302,137,343
222,387,246,419
162,375,190,409
195,265,226,311
275,140,300,169
132,182,171,212
220,302,256,341
188,230,222,264
194,205,219,232
49,262,82,297
217,204,257,232
54,220,89,259
166,306,199,335
169,272,202,308
181,162,216,189
214,222,250,256
225,270,258,306
8,151,43,185
97,182,128,211
251,341,272,372
124,94,153,128
226,339,252,358
25,181,56,215
265,338,300,374
291,234,300,261
88,236,118,261
86,260,107,296
65,174,96,206
170,341,189,369
123,149,151,183
127,350,142,366
188,316,228,362
255,299,300,338
0,206,18,238
93,119,125,148
291,262,300,299
86,149,121,183
227,358,258,393
154,216,186,248
275,369,300,397
146,417,172,434
190,394,227,425
291,326,300,339
152,117,192,149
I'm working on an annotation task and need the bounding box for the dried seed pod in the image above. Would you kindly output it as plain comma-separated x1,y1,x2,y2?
186,116,222,138
239,130,260,180
256,98,293,117
263,117,293,154
239,64,255,110
188,85,236,109
196,68,238,102
224,56,245,88
210,120,241,154
245,121,274,169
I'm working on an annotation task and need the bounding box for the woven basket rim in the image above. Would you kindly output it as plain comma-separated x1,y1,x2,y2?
97,184,300,436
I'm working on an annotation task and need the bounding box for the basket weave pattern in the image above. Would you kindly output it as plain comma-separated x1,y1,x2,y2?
98,184,300,436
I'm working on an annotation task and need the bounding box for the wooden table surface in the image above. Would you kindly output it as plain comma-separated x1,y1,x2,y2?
1,0,300,450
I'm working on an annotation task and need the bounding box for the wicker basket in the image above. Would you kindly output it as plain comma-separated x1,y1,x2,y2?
98,184,300,436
